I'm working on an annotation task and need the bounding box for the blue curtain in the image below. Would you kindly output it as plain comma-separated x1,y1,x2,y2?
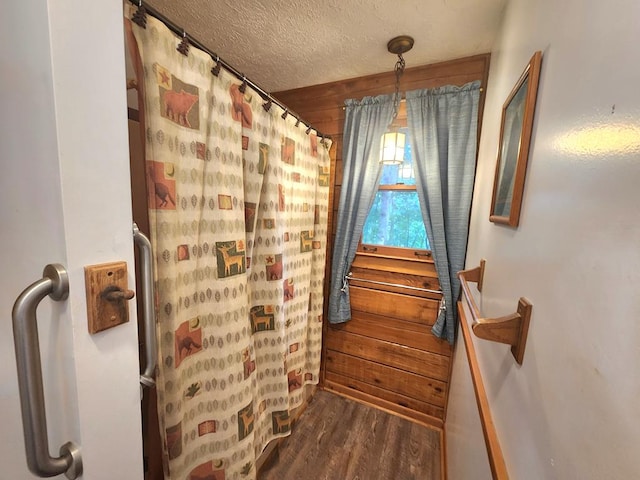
406,81,481,343
328,95,395,323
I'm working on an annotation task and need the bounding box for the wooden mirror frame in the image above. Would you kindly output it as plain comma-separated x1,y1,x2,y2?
489,51,542,227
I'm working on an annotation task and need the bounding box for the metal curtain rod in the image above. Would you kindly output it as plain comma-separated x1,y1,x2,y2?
345,275,442,295
128,0,329,140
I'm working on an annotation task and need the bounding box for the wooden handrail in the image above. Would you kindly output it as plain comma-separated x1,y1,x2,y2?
458,300,509,480
458,259,532,365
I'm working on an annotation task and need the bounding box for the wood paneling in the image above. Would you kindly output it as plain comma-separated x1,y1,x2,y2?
275,54,490,122
349,286,440,326
325,331,450,381
328,311,452,356
352,253,438,276
325,351,447,407
275,53,490,426
325,378,445,427
349,266,441,298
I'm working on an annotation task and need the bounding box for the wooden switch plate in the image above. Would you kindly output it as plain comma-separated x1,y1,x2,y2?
84,261,133,334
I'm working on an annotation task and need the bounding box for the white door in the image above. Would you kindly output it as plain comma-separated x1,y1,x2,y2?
0,1,144,478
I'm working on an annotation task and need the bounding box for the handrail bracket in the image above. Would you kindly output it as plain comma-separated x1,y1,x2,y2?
459,259,532,365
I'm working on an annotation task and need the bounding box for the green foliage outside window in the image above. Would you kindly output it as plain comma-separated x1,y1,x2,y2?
362,128,430,250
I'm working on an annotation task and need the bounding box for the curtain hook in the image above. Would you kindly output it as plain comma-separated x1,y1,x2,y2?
295,117,301,127
210,54,221,77
132,0,147,28
177,30,190,56
305,125,312,135
239,75,247,93
281,108,288,120
263,95,273,112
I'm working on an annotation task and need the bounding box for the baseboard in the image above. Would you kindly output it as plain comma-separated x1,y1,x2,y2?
323,382,444,432
441,427,447,480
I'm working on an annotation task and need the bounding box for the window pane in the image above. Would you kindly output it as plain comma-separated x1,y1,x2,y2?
362,191,430,250
379,127,416,186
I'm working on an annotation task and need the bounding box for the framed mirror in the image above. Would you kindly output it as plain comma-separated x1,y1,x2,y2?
489,51,542,227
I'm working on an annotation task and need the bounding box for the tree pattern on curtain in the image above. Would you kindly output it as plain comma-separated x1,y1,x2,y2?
128,8,331,480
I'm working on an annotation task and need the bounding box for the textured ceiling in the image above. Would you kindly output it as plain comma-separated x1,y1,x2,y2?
146,0,507,92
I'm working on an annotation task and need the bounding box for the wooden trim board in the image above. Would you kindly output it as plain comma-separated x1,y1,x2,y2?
323,382,444,431
441,428,447,480
457,301,509,480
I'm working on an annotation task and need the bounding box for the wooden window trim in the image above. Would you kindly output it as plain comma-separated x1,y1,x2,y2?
357,244,433,263
359,110,430,261
378,184,416,191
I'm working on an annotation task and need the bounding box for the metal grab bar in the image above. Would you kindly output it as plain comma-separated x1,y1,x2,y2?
345,274,442,295
133,223,157,388
12,264,82,479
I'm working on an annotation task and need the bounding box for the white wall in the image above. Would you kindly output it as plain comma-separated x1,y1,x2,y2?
447,0,640,479
0,0,144,478
48,1,145,477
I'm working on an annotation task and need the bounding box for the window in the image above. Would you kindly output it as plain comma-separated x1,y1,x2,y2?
361,127,430,254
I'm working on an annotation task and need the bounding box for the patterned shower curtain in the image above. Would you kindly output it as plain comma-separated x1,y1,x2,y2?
127,7,331,480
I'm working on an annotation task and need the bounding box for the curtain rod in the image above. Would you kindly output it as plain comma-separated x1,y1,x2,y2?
128,0,329,140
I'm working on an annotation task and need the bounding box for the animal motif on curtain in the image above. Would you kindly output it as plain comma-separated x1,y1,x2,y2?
229,83,253,128
163,89,199,127
281,137,295,164
237,403,254,440
215,241,246,278
174,317,203,368
271,411,290,435
128,7,332,478
187,460,226,480
147,161,176,209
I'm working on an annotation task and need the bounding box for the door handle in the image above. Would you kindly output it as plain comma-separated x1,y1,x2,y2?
12,264,82,479
133,223,157,388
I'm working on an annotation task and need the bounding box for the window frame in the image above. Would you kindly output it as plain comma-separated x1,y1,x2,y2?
358,113,432,262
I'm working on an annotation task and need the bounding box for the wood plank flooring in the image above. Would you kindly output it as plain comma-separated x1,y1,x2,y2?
259,391,441,480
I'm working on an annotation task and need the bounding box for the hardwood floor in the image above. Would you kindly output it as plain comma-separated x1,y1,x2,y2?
259,390,442,480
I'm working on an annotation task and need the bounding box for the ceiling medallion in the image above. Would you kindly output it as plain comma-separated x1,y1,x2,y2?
387,35,414,55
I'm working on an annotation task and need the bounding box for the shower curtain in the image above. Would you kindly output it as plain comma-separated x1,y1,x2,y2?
127,7,331,479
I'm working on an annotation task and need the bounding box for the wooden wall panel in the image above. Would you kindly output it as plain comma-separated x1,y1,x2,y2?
276,55,489,116
329,310,451,356
324,376,445,425
325,351,447,407
349,286,440,326
325,331,450,381
274,53,490,426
